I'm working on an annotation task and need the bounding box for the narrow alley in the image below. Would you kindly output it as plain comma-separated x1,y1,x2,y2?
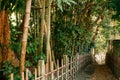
76,52,117,80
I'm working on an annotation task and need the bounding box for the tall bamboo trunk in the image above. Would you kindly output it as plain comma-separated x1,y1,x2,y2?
20,0,32,76
38,0,45,54
46,0,52,63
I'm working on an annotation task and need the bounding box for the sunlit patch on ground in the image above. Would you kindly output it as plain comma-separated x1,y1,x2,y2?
94,52,106,65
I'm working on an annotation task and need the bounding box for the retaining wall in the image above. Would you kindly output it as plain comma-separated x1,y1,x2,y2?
106,54,120,79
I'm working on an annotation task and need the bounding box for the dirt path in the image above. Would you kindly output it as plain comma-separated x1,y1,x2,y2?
76,64,117,80
76,64,95,80
91,65,117,80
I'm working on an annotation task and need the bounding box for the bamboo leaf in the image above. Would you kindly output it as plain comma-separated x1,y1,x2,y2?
68,0,76,4
57,0,63,11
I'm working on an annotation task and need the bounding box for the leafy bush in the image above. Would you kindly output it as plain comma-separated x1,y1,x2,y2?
1,61,20,80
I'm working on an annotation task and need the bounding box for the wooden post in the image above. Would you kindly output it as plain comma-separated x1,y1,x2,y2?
63,55,68,80
10,73,13,80
77,54,79,71
76,54,78,72
78,55,80,69
50,61,54,80
75,55,77,78
79,55,81,69
26,68,29,80
78,54,80,70
72,56,75,79
35,68,37,80
61,59,63,80
22,72,24,80
57,60,59,80
38,60,41,80
45,63,48,80
74,55,76,73
70,57,73,80
40,60,45,80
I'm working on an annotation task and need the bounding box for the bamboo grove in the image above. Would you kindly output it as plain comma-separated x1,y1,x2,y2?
0,0,120,79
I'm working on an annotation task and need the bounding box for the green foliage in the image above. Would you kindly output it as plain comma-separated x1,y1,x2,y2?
2,0,120,78
26,39,38,54
0,0,26,14
1,61,21,80
32,54,46,64
25,60,32,68
1,61,34,80
1,61,15,75
52,19,93,58
111,22,120,35
56,0,76,11
9,16,22,59
109,0,120,20
53,21,76,58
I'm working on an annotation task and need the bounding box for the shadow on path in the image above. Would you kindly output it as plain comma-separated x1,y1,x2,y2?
76,64,117,80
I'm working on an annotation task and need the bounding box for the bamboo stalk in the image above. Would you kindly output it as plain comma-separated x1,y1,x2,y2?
75,55,77,72
10,73,13,80
70,57,73,80
75,55,77,78
78,54,80,70
35,68,37,80
20,0,32,76
61,59,63,80
73,56,75,78
45,63,48,80
38,0,45,53
26,68,29,80
38,60,41,79
57,60,59,80
40,60,45,80
50,61,54,80
22,72,24,80
46,0,52,63
64,55,68,80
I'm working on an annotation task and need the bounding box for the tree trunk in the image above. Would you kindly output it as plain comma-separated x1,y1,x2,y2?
0,10,19,68
17,15,25,41
0,10,10,62
91,26,100,41
20,0,32,76
91,6,105,42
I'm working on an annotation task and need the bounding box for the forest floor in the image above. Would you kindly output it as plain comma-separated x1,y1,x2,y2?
76,64,117,80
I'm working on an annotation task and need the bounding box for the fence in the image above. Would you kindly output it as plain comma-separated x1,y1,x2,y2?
10,54,92,80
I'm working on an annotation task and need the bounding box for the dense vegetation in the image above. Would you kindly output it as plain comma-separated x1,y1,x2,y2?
0,0,120,79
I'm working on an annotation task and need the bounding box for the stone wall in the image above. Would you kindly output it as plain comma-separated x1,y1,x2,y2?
106,40,120,79
106,54,120,79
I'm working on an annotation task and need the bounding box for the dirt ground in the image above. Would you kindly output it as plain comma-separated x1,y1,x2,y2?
76,64,94,80
76,64,117,80
91,65,117,80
